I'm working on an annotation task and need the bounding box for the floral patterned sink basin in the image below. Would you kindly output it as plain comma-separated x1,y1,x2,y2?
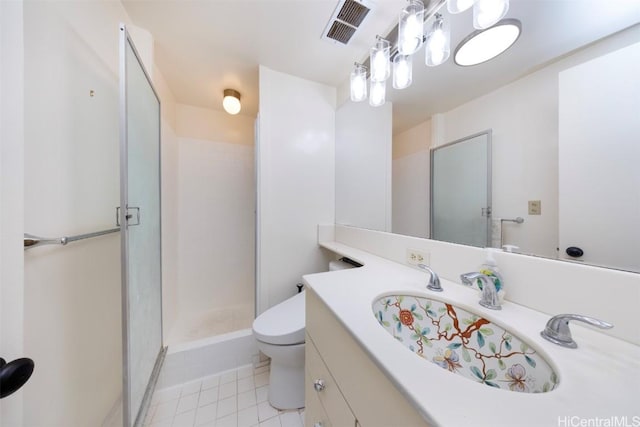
372,294,558,393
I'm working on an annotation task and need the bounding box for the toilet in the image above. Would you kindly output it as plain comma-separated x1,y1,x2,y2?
252,259,355,409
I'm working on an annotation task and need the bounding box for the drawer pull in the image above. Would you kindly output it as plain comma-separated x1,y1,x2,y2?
313,379,326,392
314,423,324,427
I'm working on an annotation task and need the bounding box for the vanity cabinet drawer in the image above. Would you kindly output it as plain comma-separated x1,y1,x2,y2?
304,370,332,427
305,333,356,427
306,289,429,427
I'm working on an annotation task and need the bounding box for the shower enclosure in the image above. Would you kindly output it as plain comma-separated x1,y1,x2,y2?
119,24,164,427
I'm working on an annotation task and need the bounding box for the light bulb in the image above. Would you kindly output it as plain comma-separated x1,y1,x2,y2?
425,14,450,67
473,0,509,29
222,89,241,115
393,55,412,90
350,64,368,102
369,80,386,107
370,38,391,82
398,0,424,55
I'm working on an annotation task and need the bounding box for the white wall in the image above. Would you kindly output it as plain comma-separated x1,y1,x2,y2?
153,66,180,342
0,1,25,424
173,104,255,338
392,119,430,238
431,25,640,259
257,66,335,313
335,100,392,232
558,42,640,272
21,2,133,425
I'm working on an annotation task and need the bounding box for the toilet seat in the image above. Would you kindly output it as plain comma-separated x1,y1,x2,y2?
253,291,305,345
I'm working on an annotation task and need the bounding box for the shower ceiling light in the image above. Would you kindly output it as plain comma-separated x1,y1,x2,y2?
454,19,521,66
222,89,241,115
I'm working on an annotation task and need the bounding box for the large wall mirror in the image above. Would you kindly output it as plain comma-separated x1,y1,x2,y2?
386,3,640,273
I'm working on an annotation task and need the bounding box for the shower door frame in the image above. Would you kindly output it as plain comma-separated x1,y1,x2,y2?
119,23,165,427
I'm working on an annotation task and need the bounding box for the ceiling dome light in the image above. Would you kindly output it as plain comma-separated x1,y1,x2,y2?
350,63,368,102
448,0,476,14
222,89,241,115
398,0,425,55
425,13,450,67
454,19,521,66
473,0,509,29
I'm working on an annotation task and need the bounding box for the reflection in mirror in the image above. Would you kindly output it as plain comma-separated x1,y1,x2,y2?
431,131,490,248
390,13,639,272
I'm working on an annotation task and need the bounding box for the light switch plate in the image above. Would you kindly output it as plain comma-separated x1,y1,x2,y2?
528,200,541,215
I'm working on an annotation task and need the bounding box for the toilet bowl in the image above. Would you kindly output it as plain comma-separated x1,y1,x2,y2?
252,259,355,410
252,291,306,409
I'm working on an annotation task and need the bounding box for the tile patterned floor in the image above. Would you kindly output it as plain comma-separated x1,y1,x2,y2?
144,361,304,427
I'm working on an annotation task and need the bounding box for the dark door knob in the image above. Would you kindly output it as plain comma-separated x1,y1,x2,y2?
565,247,584,258
0,357,35,399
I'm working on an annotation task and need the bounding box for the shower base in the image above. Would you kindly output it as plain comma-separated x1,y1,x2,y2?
156,304,259,389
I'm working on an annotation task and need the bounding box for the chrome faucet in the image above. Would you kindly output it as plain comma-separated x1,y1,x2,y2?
417,264,443,292
540,314,613,348
460,272,501,310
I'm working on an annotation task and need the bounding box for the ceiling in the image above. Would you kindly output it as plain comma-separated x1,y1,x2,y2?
122,0,640,134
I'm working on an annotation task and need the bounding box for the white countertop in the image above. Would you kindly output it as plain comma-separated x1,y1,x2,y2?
303,241,640,427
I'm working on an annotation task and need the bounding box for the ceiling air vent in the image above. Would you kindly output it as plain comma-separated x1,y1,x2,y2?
322,0,374,46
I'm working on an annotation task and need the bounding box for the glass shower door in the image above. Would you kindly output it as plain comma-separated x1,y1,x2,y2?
431,131,491,247
119,24,163,427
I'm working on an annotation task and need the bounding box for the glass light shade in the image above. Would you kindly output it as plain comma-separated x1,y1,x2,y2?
222,89,241,115
393,55,413,89
447,0,476,14
350,63,368,102
454,20,520,66
473,0,509,29
369,80,386,107
370,38,391,82
425,14,450,67
398,0,425,55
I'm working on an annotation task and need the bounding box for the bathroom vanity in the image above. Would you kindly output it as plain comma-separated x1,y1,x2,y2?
303,239,640,427
305,289,428,427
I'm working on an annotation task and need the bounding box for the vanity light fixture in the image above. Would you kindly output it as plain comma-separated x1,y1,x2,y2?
350,63,368,102
370,36,391,82
393,54,413,89
398,0,425,55
454,19,521,66
473,0,509,29
369,80,386,107
222,89,241,115
348,0,518,105
425,13,450,67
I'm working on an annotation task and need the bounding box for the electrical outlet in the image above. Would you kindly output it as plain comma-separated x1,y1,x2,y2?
528,200,541,215
406,248,430,266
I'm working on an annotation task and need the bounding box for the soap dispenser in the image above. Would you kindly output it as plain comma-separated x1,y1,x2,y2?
478,248,505,302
